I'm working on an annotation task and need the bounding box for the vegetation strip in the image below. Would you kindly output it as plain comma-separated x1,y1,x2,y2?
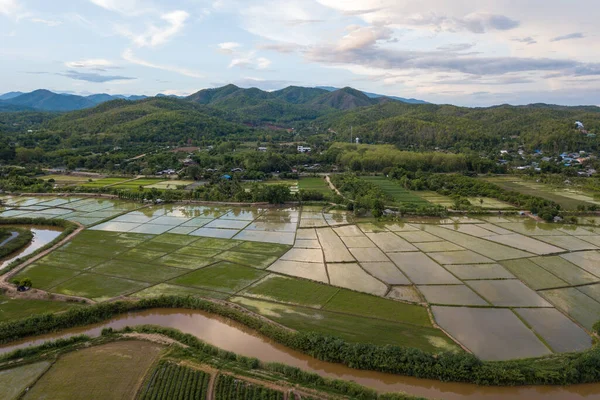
0,227,33,259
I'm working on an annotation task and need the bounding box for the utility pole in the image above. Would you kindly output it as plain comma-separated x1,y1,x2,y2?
350,125,353,143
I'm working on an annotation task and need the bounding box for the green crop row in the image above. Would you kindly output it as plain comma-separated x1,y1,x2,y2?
139,361,210,400
214,374,283,400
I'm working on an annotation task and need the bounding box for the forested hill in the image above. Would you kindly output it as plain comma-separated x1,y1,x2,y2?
44,97,252,143
184,85,398,123
318,101,600,152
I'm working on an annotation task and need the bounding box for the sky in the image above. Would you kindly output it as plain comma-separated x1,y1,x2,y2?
1,0,599,106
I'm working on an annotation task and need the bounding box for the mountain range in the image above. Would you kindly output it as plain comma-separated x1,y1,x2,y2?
0,86,427,113
0,89,150,112
3,84,599,155
316,86,429,105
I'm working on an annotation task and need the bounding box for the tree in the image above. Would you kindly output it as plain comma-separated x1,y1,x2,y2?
260,185,291,204
21,278,32,288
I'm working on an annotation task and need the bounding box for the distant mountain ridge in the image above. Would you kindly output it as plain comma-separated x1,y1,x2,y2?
0,91,24,100
0,85,428,112
316,86,429,105
0,90,148,112
185,85,402,112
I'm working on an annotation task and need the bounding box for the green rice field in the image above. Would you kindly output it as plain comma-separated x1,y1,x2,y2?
0,295,82,322
111,178,167,189
81,177,131,188
0,362,51,400
360,176,429,206
298,177,332,196
144,180,195,189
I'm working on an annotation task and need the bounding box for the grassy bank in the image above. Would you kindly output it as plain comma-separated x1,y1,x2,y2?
0,227,33,259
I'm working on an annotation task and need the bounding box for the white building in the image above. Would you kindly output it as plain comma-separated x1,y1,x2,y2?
297,146,311,153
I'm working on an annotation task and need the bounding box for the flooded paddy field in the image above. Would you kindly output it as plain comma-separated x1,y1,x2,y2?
3,197,600,362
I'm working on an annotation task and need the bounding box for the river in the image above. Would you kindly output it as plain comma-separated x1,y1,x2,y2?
0,227,62,270
0,308,599,399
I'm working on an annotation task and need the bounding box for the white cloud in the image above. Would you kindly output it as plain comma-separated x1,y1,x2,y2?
29,18,62,26
122,48,203,78
89,0,148,16
159,89,192,96
256,57,271,69
228,53,271,70
65,59,117,69
218,42,241,53
217,41,272,69
117,10,189,47
337,25,394,51
0,0,20,16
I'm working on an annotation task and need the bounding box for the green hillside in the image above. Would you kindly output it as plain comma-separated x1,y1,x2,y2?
318,102,600,152
44,97,251,143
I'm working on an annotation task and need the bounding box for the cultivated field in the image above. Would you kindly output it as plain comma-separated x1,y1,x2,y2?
483,176,600,209
214,374,284,400
0,295,81,322
22,341,162,400
360,176,429,206
111,178,167,189
0,196,142,226
81,177,131,188
298,176,332,196
138,362,210,400
144,180,195,189
0,362,50,400
3,195,600,361
43,174,99,186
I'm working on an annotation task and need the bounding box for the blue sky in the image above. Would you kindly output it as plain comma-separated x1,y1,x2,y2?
1,0,599,106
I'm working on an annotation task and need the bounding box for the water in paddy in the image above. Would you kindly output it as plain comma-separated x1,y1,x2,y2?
0,227,62,270
0,308,599,400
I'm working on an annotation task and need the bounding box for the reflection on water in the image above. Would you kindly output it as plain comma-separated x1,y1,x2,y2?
0,308,599,400
0,227,62,270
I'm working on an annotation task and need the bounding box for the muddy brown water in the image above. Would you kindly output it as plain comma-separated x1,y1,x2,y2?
0,309,599,399
0,227,62,270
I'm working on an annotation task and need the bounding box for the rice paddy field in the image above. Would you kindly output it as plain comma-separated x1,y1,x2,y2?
22,341,162,400
0,196,143,226
3,195,600,361
110,178,167,189
42,174,98,186
360,176,429,206
298,176,332,196
144,180,195,189
45,175,191,191
483,175,600,210
80,177,132,188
